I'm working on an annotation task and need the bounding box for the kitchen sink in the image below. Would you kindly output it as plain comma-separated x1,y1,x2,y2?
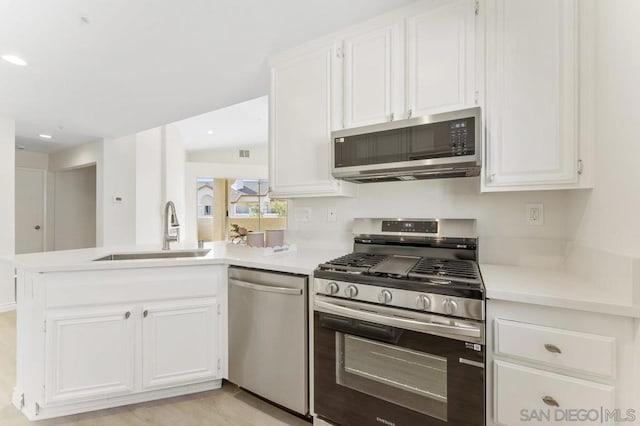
93,249,211,261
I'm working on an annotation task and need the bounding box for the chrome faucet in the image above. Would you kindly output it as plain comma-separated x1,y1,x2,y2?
163,201,180,250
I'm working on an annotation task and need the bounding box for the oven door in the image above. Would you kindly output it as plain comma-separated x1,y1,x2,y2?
314,296,485,426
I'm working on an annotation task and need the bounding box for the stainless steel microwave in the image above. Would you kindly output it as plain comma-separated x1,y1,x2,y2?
331,107,481,183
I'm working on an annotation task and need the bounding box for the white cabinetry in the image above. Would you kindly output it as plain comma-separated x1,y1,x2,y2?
15,265,227,420
269,44,356,198
407,0,477,117
343,23,404,128
487,300,634,426
483,0,587,191
45,306,136,404
142,298,220,389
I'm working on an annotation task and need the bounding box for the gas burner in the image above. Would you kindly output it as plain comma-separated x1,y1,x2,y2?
318,253,387,273
408,257,480,283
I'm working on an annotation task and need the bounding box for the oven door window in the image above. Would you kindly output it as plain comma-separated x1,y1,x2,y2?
336,332,448,421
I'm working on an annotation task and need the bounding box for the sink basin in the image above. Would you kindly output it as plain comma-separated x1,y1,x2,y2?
93,249,211,261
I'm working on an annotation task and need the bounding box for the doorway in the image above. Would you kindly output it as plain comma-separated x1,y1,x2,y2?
54,165,97,250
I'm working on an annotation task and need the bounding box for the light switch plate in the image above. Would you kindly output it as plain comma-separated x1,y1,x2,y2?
327,207,337,222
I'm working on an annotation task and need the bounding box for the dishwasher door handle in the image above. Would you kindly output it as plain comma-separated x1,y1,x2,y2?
229,278,303,296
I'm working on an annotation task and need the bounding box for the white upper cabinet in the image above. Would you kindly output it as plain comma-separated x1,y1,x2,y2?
483,0,583,191
407,0,477,117
343,23,405,128
270,44,356,198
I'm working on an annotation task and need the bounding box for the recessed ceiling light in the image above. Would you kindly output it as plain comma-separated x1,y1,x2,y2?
1,54,28,66
39,134,53,139
207,130,213,135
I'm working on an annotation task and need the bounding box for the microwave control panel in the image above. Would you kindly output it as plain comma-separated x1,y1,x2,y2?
449,119,473,156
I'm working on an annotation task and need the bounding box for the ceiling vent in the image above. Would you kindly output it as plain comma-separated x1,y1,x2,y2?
239,149,250,158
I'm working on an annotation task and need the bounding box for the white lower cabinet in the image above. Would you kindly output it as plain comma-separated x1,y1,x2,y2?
494,361,614,426
142,298,220,389
17,265,227,420
45,305,136,404
487,300,635,426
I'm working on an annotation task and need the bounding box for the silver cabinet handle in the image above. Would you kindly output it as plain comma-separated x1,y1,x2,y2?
124,311,131,320
408,109,413,119
544,344,562,354
229,278,302,296
489,174,496,183
315,297,481,339
542,396,559,407
143,310,148,318
389,112,395,122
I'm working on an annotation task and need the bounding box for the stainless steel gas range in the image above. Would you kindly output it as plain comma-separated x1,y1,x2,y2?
313,218,485,426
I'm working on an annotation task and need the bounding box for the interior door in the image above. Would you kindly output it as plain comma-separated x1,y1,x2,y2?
15,168,45,254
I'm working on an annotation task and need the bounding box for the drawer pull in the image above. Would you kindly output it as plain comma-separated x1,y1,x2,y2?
544,344,562,354
542,396,560,407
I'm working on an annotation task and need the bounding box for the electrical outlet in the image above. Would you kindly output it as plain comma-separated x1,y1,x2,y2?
327,207,337,222
526,203,544,226
294,207,312,222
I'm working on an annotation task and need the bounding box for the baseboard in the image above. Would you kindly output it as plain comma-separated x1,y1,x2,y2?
0,302,16,313
16,379,223,421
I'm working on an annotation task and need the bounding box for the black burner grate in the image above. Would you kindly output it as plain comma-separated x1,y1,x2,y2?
319,253,387,272
409,257,479,281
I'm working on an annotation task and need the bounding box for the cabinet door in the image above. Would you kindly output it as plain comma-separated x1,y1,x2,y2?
494,361,614,425
270,44,355,198
142,298,220,390
484,0,579,190
343,23,404,128
406,0,476,117
45,305,136,404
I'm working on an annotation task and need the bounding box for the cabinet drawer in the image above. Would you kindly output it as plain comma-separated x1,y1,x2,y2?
494,361,614,426
495,318,615,378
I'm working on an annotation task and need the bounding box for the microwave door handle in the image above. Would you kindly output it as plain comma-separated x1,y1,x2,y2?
314,299,481,338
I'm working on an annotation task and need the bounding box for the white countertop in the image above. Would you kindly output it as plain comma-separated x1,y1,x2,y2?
480,263,640,318
6,244,639,318
2,242,347,276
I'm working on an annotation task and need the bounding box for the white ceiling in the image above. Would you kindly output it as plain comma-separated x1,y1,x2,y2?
173,95,267,152
0,0,414,153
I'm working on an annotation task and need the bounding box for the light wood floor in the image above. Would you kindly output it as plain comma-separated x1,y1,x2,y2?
0,310,309,426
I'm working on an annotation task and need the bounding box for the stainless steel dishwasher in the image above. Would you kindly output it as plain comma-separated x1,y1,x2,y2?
228,266,308,415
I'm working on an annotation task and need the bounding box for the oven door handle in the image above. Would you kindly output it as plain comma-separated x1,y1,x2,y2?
314,298,482,339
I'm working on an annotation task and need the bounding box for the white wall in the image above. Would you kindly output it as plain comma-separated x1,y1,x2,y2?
49,141,101,171
164,124,187,231
102,136,137,247
0,115,15,308
15,150,48,169
54,166,97,250
568,0,640,257
184,162,269,244
187,146,268,165
288,179,571,265
136,127,163,245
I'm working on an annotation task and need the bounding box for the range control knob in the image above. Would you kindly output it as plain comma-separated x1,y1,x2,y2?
326,282,339,295
378,289,393,304
416,295,431,311
345,285,358,298
443,299,459,315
